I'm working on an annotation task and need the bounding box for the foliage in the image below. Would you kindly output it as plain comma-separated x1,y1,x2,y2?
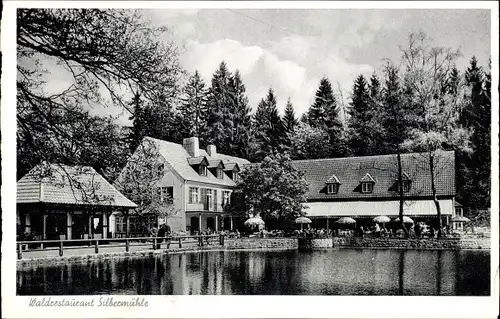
204,62,254,158
178,70,209,142
397,31,471,235
114,138,180,221
305,77,350,157
17,9,183,179
232,152,309,225
288,122,331,160
252,88,285,161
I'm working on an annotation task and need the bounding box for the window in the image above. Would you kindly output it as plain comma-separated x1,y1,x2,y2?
217,168,224,179
233,171,239,182
326,183,339,194
189,187,199,203
223,191,231,206
213,189,218,211
199,165,207,176
402,181,411,192
156,164,164,178
455,207,463,216
201,188,213,210
361,182,373,193
157,186,174,203
115,216,125,233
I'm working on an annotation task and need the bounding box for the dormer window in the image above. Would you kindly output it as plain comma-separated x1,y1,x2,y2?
361,182,373,193
217,168,224,179
326,174,340,194
402,180,411,192
199,165,207,176
233,171,239,182
360,173,375,194
327,183,339,194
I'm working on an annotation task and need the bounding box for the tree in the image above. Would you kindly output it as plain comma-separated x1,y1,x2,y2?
17,9,183,179
232,152,309,229
381,63,412,237
178,70,209,142
226,70,254,159
306,77,349,157
398,32,471,237
283,98,298,134
288,122,331,160
348,75,375,156
114,138,181,236
458,57,491,211
253,88,285,161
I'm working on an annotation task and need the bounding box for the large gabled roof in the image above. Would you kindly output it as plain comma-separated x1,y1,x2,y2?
17,163,137,208
292,151,455,200
145,137,250,186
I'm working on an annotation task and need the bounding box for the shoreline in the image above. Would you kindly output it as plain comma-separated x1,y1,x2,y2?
16,238,490,269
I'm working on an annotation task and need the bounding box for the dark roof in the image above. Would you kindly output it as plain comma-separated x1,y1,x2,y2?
292,151,455,200
17,163,137,208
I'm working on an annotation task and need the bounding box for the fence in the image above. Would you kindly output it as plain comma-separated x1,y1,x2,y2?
16,234,224,260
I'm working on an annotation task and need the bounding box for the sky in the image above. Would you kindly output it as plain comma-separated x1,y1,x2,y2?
38,9,492,125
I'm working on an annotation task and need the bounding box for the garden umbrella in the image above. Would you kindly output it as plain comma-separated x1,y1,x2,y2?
393,216,414,224
295,216,312,230
450,216,470,223
373,215,391,229
373,215,391,224
244,216,265,231
335,217,356,229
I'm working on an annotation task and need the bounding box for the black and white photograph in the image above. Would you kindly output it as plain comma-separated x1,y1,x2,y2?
2,1,499,318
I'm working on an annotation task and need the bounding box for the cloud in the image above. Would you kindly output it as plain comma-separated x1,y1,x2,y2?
181,37,377,117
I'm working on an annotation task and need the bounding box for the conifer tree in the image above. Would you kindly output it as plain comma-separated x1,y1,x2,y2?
348,75,373,156
178,70,208,142
306,77,348,157
205,61,234,154
253,88,284,160
283,98,298,134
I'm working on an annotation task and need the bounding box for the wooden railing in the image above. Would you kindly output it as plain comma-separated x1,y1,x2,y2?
16,234,225,260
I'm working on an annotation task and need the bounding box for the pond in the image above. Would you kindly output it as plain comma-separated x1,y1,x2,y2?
17,249,490,296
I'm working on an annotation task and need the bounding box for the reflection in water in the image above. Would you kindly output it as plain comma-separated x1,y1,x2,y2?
17,249,490,296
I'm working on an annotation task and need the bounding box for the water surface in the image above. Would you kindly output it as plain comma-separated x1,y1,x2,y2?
17,249,490,295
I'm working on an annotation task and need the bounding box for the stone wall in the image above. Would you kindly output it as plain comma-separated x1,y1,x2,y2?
224,238,298,250
298,238,334,250
332,237,490,250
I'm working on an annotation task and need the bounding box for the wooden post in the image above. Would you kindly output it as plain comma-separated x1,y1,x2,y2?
178,237,182,248
66,209,73,240
153,238,157,250
125,239,130,252
102,210,109,239
219,234,224,246
95,240,99,254
215,215,218,232
59,240,64,257
326,217,329,231
17,244,22,260
230,216,233,231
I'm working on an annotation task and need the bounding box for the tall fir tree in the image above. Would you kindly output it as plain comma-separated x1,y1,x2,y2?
307,77,348,157
178,70,209,143
283,98,298,134
253,88,284,161
348,75,374,156
205,61,234,154
227,70,254,159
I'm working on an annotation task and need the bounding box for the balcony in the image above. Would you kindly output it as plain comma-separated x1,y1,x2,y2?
186,202,224,212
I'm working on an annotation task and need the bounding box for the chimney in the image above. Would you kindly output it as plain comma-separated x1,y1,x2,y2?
182,137,200,157
206,144,217,157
